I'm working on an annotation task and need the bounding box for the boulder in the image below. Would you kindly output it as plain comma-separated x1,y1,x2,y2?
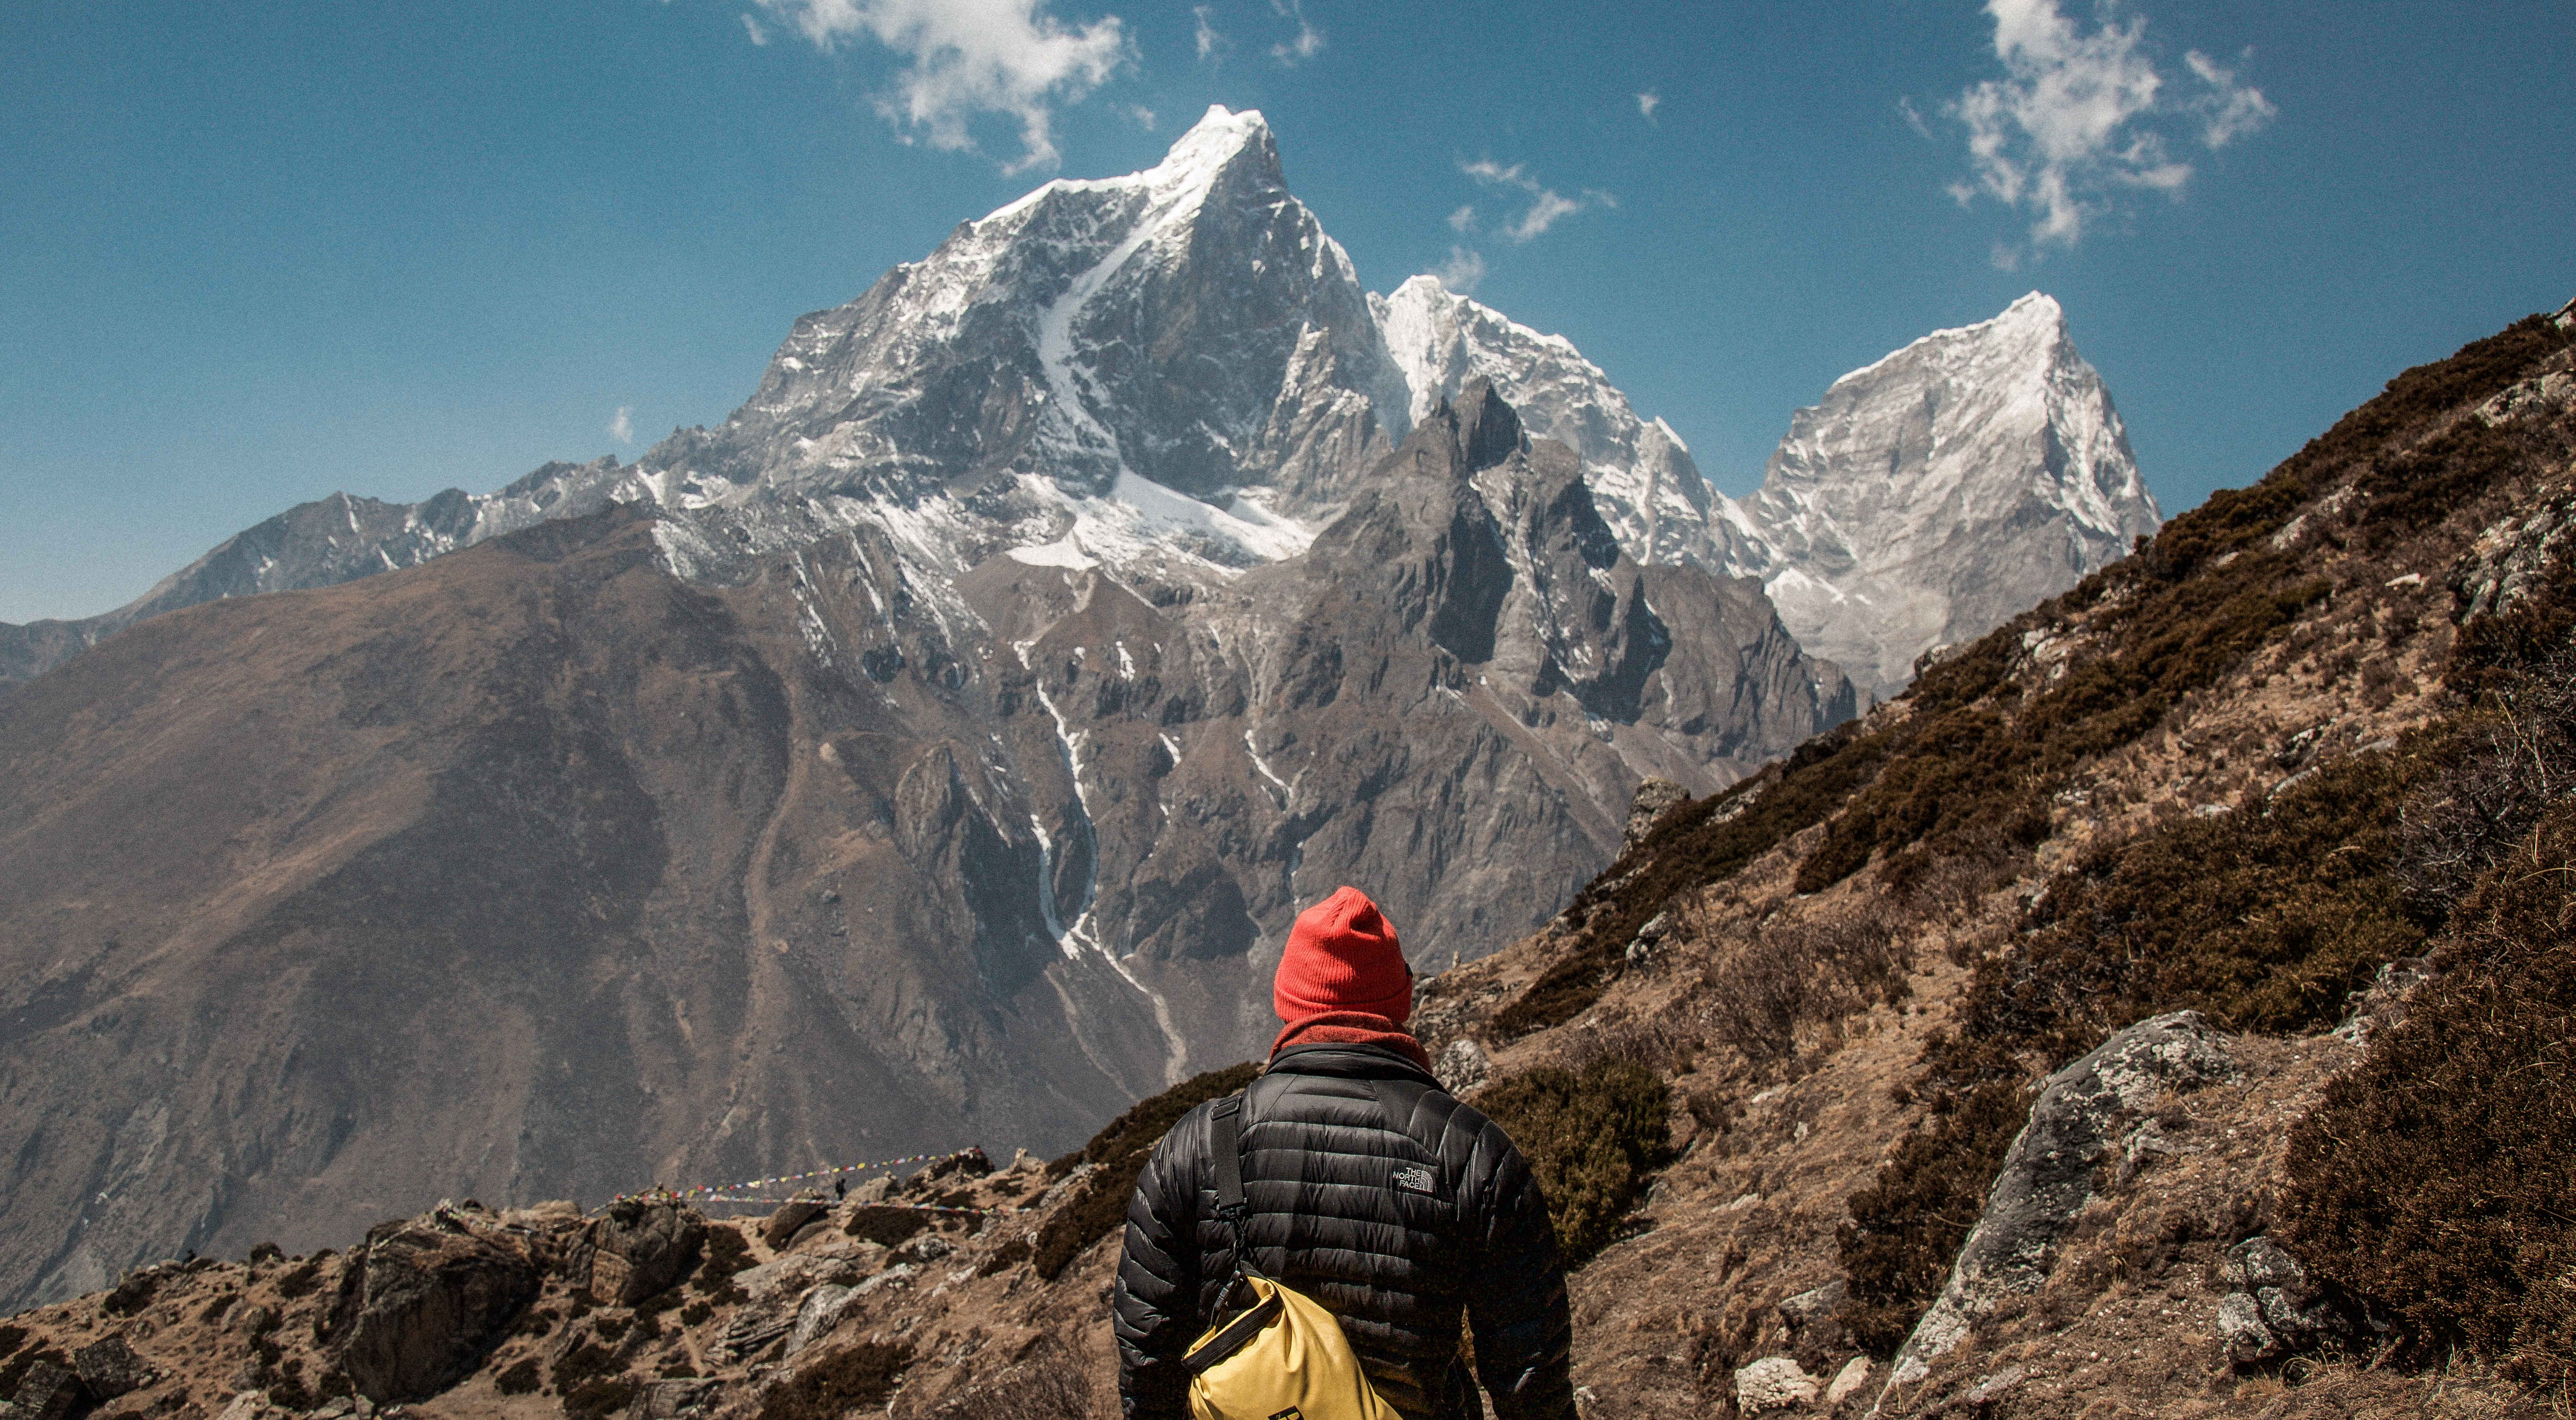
1883,1011,2235,1390
1732,1356,1818,1411
760,1202,830,1251
580,1199,706,1305
784,1284,864,1359
71,1336,151,1399
9,1364,81,1420
2218,1236,2348,1361
329,1207,541,1402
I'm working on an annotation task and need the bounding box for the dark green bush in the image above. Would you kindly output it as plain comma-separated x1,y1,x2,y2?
757,1341,911,1420
1474,1058,1673,1265
1030,1062,1260,1280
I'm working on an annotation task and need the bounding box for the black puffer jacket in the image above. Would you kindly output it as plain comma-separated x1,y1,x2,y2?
1113,1043,1575,1420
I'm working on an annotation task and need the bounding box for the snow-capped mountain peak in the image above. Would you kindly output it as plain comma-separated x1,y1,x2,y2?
1739,290,2161,698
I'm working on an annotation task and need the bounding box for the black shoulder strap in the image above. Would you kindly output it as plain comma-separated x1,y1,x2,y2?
1208,1093,1264,1282
1212,1094,1247,1213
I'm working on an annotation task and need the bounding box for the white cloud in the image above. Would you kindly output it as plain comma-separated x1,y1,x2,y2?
741,12,771,44
1192,4,1224,60
1941,0,2273,253
1266,0,1322,65
1636,90,1659,123
1447,204,1476,234
1434,245,1486,295
1461,159,1601,244
1129,103,1156,130
752,0,1131,173
610,406,635,444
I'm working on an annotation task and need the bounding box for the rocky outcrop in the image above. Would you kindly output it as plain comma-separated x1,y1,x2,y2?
578,1200,704,1307
328,1205,541,1401
1883,1012,2236,1392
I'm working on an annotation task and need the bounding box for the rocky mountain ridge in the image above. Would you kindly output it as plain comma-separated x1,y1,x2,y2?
3,111,2153,713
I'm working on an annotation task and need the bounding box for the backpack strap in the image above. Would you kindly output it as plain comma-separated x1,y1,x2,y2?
1209,1093,1266,1282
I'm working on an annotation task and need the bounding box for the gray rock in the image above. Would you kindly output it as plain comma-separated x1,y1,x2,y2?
1779,1277,1846,1327
633,1380,719,1420
1622,781,1689,852
1884,1011,2234,1390
2217,1292,2277,1362
327,1211,541,1402
1434,1038,1490,1094
71,1335,151,1399
1733,1356,1819,1411
784,1283,863,1359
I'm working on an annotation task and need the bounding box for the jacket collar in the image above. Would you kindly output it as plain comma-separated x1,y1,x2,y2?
1264,1040,1445,1090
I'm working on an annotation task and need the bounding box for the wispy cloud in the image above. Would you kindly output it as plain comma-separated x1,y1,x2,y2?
740,12,771,44
1191,4,1224,60
1636,90,1660,123
610,406,635,444
1460,159,1602,243
751,0,1131,173
1937,0,2273,258
1434,245,1487,296
1266,0,1322,65
1447,204,1476,234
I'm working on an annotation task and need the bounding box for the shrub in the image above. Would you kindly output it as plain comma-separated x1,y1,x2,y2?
1834,1079,2029,1356
757,1341,912,1420
2283,801,2576,1385
273,1260,323,1300
1030,1061,1259,1280
1699,900,1909,1063
562,1377,637,1420
494,1358,542,1396
1474,1058,1673,1266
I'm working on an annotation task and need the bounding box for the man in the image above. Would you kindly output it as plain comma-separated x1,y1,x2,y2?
1113,886,1576,1420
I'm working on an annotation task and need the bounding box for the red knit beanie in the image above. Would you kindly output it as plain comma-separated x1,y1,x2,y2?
1274,886,1412,1026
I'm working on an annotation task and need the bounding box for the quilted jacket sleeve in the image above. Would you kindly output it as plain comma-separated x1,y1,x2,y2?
1464,1124,1577,1420
1113,1111,1205,1420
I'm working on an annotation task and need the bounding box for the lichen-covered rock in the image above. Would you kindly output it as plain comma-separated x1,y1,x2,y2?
1734,1356,1819,1411
328,1206,541,1402
785,1284,863,1359
1823,1356,1872,1406
1623,779,1688,851
1884,1011,2235,1390
2217,1291,2278,1362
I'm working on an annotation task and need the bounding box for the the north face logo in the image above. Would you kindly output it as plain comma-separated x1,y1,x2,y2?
1393,1165,1437,1196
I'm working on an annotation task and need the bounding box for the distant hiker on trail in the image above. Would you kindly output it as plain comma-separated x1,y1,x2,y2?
1114,886,1576,1420
835,1177,847,1201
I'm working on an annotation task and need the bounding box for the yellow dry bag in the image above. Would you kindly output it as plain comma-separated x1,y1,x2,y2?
1182,1095,1397,1420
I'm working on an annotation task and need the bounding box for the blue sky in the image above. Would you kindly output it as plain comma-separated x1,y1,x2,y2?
2,0,2568,623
